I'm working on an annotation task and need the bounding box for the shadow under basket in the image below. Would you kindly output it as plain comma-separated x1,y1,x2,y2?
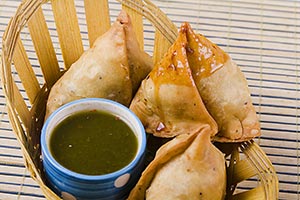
1,0,278,199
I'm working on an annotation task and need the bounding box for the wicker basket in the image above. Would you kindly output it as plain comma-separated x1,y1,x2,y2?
1,0,278,199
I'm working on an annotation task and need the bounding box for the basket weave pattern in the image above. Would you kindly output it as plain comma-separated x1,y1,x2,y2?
1,0,278,199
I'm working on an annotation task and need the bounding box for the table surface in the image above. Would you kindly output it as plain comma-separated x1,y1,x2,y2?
0,0,300,199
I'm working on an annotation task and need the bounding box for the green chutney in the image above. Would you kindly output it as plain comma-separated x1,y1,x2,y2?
49,110,138,175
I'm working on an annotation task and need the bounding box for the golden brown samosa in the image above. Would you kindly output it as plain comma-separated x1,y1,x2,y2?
183,23,261,142
129,28,217,138
128,125,226,200
45,11,152,118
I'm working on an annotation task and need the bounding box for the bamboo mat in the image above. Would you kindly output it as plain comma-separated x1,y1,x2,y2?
0,0,299,199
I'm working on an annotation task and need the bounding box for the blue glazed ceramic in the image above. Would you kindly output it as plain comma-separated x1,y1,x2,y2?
41,98,146,200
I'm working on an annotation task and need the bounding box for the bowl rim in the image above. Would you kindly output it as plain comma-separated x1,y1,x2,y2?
41,98,147,181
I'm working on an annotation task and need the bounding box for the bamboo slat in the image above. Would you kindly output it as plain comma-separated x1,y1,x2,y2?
12,37,40,104
84,0,111,47
51,0,84,69
27,6,60,88
11,80,31,129
153,30,172,64
231,185,266,200
232,159,257,185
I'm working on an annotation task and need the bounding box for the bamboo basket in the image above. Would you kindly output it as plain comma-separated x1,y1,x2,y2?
0,0,279,199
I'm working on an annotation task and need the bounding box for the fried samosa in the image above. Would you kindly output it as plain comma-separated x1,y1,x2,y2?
129,28,217,138
45,11,153,118
183,23,261,142
128,125,226,200
120,12,153,94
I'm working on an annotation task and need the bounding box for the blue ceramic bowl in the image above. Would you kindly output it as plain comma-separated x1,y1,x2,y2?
41,98,146,200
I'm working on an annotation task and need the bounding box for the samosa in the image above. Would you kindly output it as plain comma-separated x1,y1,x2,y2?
128,125,226,200
45,11,152,118
183,23,261,142
129,27,217,138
